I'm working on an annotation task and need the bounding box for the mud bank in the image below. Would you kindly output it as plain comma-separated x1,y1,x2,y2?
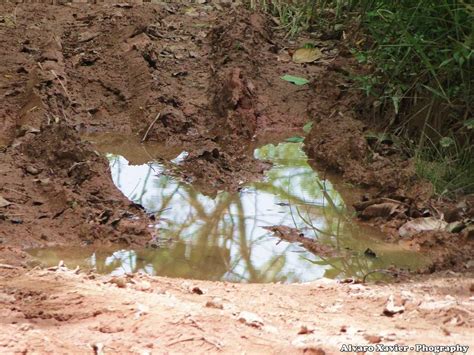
303,67,474,273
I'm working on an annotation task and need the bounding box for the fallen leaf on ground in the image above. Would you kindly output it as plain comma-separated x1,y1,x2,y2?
445,221,465,233
281,74,309,86
292,47,323,64
303,121,313,133
0,196,11,208
399,217,448,237
78,31,99,43
285,136,304,143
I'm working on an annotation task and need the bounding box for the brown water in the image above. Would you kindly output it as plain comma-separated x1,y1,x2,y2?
29,134,429,283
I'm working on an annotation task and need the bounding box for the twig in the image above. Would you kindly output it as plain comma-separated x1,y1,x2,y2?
0,263,20,270
167,336,222,350
51,69,72,103
2,187,29,198
362,269,393,283
141,113,161,143
187,317,205,332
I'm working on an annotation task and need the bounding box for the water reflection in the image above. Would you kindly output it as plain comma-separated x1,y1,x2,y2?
29,142,428,283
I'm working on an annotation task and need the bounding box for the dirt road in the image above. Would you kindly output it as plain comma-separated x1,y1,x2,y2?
1,267,473,353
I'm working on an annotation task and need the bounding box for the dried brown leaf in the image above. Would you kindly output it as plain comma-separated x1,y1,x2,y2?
292,48,323,64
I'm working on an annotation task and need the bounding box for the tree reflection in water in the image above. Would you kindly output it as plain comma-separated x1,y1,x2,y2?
29,143,428,283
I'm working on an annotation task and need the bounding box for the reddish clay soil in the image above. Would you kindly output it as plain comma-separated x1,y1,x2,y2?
0,1,473,353
0,266,473,354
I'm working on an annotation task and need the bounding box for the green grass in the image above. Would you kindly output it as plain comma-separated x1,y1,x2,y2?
414,132,474,196
250,0,473,196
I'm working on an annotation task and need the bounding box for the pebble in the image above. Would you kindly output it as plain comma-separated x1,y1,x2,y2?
25,166,40,175
205,297,224,309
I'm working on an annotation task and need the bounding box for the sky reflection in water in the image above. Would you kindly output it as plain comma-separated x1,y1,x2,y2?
30,142,427,283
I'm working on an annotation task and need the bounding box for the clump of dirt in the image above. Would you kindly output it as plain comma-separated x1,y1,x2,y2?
21,125,95,184
210,67,258,140
0,123,151,257
179,141,270,196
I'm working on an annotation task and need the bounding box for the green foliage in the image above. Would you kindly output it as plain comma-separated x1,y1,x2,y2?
414,134,474,195
354,1,473,195
352,1,472,120
250,0,315,37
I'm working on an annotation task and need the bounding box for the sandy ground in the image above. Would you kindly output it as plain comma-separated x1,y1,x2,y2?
1,267,473,354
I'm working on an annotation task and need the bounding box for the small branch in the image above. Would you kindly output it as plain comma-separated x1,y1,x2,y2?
141,113,161,143
167,336,222,350
0,263,21,270
362,269,393,283
51,69,72,103
2,187,29,198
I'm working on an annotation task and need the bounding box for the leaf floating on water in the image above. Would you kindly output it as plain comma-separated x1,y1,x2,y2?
292,47,323,64
399,217,447,238
280,74,309,86
285,136,304,143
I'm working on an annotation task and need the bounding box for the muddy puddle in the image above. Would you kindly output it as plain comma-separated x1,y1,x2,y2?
29,134,428,283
